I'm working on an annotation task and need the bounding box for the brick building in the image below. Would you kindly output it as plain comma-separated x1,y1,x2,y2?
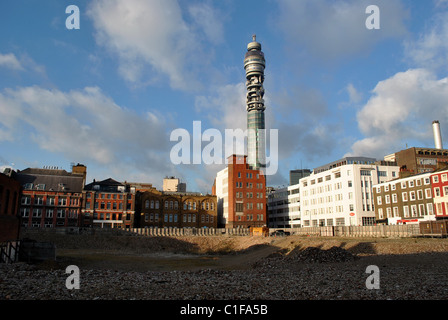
15,165,86,228
82,178,136,229
213,154,267,228
0,169,22,242
430,168,448,219
385,147,448,176
136,189,217,229
373,172,435,225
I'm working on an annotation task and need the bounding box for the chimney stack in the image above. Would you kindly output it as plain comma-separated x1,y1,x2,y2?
433,120,443,149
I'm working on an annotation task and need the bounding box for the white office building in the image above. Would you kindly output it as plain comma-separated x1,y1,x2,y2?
267,184,301,228
300,157,400,227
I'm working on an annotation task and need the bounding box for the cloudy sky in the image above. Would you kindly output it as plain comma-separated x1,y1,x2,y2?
1,0,448,193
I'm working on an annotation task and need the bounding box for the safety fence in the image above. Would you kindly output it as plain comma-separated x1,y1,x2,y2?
19,223,445,238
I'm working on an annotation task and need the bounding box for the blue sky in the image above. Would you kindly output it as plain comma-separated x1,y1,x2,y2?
2,0,448,193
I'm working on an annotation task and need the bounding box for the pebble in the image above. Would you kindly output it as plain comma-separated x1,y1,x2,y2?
1,248,448,300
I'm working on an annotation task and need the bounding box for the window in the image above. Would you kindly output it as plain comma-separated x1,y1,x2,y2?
46,209,53,218
150,200,154,209
21,196,31,205
435,188,441,197
417,190,423,200
392,194,397,203
378,208,383,219
393,207,399,217
425,188,432,198
32,208,42,217
377,196,382,205
433,175,439,183
58,197,67,206
385,195,390,204
409,180,415,188
411,205,418,217
419,204,425,216
410,191,416,201
403,206,409,217
402,192,408,202
145,200,150,209
47,197,55,206
427,203,434,215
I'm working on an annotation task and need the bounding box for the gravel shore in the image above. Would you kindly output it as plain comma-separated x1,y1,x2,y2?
1,234,448,302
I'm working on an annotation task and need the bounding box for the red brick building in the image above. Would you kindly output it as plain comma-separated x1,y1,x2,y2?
0,170,22,242
15,165,86,228
213,155,267,228
430,168,448,219
82,178,136,229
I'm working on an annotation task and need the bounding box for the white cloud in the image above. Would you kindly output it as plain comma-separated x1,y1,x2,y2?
0,85,176,183
346,83,363,104
347,68,448,158
195,83,246,131
87,0,222,91
0,53,24,71
404,11,448,72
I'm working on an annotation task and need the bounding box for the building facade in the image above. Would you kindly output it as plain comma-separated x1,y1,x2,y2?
385,147,448,175
214,155,267,228
373,172,435,224
0,169,22,241
267,184,301,228
82,178,135,229
15,165,86,228
430,168,448,219
289,169,311,186
137,190,217,229
300,157,400,227
162,177,186,193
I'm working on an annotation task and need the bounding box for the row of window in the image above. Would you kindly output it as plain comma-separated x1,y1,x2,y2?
235,192,264,199
143,200,215,211
86,201,132,210
377,203,434,219
21,196,79,206
433,173,448,183
302,217,348,227
144,213,215,223
377,176,431,192
235,214,264,221
237,172,261,179
21,208,78,218
377,188,433,204
235,182,263,189
86,193,127,200
90,213,131,221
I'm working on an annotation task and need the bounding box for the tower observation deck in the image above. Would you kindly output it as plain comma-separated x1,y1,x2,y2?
244,35,266,170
